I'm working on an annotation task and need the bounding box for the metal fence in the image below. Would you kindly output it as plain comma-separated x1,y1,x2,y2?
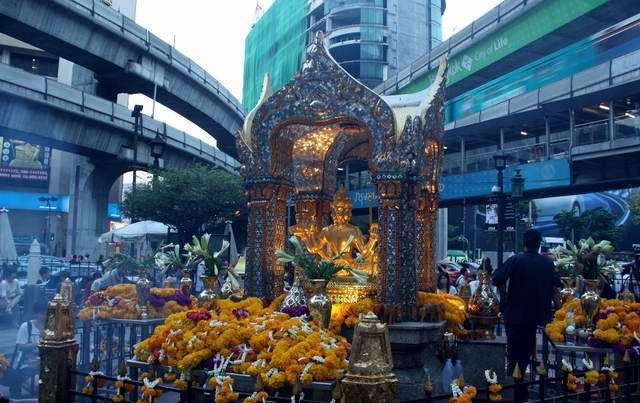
417,364,639,402
76,319,164,376
69,365,335,403
63,325,640,402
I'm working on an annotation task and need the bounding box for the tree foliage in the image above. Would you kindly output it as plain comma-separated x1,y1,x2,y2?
553,207,622,244
121,165,245,243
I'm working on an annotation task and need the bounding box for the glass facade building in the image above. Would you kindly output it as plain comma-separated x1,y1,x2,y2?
243,0,445,109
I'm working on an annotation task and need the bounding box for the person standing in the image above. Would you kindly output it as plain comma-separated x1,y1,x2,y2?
480,257,494,275
492,229,560,402
194,260,205,294
0,268,22,318
10,300,47,397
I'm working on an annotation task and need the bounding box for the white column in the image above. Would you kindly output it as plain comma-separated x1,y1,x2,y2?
27,239,41,285
436,208,448,261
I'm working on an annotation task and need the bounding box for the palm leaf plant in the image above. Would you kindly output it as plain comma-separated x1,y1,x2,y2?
184,233,230,277
154,244,193,274
106,252,143,276
559,238,616,281
275,235,369,283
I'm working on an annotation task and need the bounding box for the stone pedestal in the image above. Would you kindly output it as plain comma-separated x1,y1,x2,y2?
388,321,445,402
38,340,79,403
457,338,507,387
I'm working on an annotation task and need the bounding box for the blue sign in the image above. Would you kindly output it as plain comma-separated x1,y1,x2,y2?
107,202,122,219
0,191,123,219
0,191,69,212
347,159,571,206
440,159,571,200
349,188,376,209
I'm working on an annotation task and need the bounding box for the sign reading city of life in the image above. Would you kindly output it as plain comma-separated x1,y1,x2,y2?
0,136,50,185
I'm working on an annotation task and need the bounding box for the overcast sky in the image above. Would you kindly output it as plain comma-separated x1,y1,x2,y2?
130,0,502,145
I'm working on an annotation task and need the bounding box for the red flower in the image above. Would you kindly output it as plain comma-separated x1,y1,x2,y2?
88,293,105,306
186,310,211,322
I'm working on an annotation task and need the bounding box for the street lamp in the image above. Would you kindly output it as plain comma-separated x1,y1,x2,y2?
493,152,508,270
38,196,58,255
131,104,144,188
150,130,166,169
510,169,525,251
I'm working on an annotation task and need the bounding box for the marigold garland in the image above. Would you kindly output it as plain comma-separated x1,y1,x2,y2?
545,298,640,354
449,377,476,403
329,298,375,333
584,370,600,386
243,391,269,403
134,297,350,389
566,373,578,391
419,292,467,336
81,370,106,395
485,369,502,401
212,376,239,403
79,285,194,321
113,374,134,401
139,375,163,402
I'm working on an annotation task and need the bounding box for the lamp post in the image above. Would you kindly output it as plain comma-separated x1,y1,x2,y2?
38,196,58,255
150,130,165,190
493,153,507,270
150,130,166,170
131,104,144,189
510,169,525,252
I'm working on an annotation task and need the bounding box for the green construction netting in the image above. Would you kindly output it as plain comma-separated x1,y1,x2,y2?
242,0,310,110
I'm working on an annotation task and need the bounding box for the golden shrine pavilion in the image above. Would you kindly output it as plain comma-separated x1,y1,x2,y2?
236,33,447,318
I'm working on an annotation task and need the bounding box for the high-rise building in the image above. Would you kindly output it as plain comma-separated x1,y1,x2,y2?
243,0,445,109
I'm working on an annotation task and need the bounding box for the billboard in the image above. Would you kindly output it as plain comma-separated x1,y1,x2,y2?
465,188,640,252
0,136,51,186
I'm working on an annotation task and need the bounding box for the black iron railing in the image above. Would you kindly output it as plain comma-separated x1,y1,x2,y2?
68,367,333,403
413,363,640,402
76,319,164,376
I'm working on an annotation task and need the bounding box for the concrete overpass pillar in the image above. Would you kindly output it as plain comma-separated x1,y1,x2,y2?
66,160,122,257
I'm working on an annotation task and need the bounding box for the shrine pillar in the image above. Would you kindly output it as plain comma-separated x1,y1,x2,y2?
374,174,418,316
245,179,290,301
415,181,439,292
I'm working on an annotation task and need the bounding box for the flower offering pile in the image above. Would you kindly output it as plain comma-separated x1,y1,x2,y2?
134,296,350,389
546,298,640,355
329,298,375,333
418,291,467,335
79,284,194,321
328,292,466,337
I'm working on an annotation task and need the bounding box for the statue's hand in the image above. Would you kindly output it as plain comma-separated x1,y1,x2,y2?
369,223,380,241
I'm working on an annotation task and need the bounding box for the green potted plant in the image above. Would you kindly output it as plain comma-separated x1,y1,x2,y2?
275,235,367,328
155,244,195,294
569,238,615,332
185,234,229,305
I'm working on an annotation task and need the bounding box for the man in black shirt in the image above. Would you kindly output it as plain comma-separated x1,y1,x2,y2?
493,229,561,401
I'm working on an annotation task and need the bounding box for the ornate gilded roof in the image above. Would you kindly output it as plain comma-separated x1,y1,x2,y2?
236,32,448,181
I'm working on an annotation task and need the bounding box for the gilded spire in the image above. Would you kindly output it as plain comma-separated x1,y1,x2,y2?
241,73,273,146
334,185,352,206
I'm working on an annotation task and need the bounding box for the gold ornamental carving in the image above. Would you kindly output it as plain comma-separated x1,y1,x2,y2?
342,312,397,403
39,293,79,403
